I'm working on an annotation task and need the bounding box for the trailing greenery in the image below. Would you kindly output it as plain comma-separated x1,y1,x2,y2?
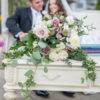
18,70,36,100
2,13,96,99
3,35,96,99
68,48,96,82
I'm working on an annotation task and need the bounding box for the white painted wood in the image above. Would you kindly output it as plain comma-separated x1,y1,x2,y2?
3,57,100,100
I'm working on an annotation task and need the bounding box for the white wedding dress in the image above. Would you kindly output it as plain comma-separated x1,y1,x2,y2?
80,29,100,44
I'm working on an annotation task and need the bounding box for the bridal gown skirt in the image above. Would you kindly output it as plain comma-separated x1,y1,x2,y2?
80,30,100,44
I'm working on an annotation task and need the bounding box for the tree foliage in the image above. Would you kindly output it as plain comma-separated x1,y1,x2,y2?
96,0,100,10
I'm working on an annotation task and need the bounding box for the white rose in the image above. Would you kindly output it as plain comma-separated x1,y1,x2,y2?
56,42,65,50
49,51,59,61
69,35,80,49
46,20,53,26
58,50,68,60
66,16,75,25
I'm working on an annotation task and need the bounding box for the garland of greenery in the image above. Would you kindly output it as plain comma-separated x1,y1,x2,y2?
2,34,96,100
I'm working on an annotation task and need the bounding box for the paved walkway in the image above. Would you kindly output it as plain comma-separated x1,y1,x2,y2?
0,69,100,100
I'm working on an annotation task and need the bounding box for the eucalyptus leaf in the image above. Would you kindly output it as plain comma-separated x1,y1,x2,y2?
31,81,36,86
78,20,83,26
11,59,18,67
22,35,29,41
43,58,49,64
33,52,41,60
2,63,7,68
38,40,47,48
18,82,23,87
81,77,85,84
30,56,41,65
25,70,34,78
44,65,48,73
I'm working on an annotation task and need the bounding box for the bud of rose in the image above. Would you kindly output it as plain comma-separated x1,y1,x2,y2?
56,34,62,39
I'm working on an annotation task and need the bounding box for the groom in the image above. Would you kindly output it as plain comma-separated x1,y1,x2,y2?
6,0,49,97
6,0,43,40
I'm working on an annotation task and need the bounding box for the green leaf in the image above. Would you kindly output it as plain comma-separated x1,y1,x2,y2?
22,35,29,41
30,56,41,65
2,63,7,68
18,82,23,87
77,20,83,26
38,40,47,48
78,31,87,36
43,58,49,64
31,81,36,86
33,52,41,60
25,70,34,78
81,77,85,84
44,65,48,73
11,59,18,67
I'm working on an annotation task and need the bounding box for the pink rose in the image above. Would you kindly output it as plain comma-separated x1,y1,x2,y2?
60,16,64,21
53,17,61,32
53,17,59,26
56,34,62,40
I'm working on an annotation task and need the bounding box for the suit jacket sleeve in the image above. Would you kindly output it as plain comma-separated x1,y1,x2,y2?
6,7,22,37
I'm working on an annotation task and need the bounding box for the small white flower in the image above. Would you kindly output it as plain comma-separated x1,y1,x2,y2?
49,51,59,61
73,26,78,31
81,25,89,33
46,20,53,26
33,41,38,48
70,30,78,35
64,23,69,30
66,16,75,25
66,37,70,42
56,42,65,50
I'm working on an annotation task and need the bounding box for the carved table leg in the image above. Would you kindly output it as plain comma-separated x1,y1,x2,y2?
4,89,17,100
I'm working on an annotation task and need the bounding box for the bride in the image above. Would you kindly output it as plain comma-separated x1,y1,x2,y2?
45,0,73,17
44,0,100,45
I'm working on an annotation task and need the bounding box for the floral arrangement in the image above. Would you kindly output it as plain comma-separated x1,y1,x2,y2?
3,13,96,100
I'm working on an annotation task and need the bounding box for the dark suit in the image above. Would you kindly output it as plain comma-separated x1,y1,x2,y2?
6,7,33,38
